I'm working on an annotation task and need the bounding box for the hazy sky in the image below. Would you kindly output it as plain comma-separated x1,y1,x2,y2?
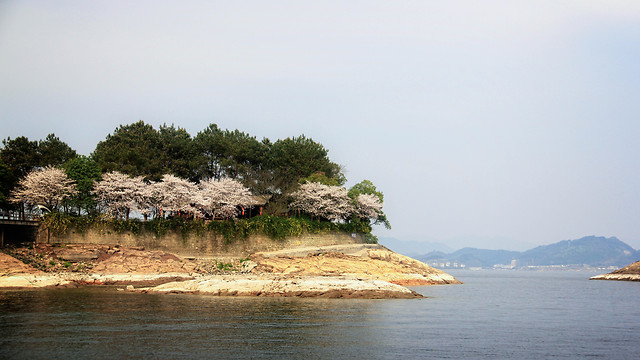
2,1,639,250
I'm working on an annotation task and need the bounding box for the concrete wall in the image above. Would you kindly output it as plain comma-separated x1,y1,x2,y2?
37,224,366,258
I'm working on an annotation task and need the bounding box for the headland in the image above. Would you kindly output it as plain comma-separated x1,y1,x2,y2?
0,239,461,298
590,261,640,281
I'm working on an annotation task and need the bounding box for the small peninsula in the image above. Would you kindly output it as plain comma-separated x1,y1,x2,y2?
1,122,460,298
590,261,640,282
0,242,460,298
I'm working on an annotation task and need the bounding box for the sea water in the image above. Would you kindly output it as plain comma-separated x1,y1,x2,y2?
1,270,639,359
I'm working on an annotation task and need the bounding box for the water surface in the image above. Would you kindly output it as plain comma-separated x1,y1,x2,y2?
1,270,638,359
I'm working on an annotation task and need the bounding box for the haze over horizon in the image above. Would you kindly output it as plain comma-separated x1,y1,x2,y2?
2,1,639,251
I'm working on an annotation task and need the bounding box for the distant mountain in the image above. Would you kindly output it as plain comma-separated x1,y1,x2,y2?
517,236,638,267
412,236,639,269
379,237,453,257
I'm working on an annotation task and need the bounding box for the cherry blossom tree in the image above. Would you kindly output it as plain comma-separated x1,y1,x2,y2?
139,180,166,219
10,166,77,212
151,174,201,218
348,179,390,229
290,182,353,222
92,171,146,219
199,178,256,219
354,193,383,220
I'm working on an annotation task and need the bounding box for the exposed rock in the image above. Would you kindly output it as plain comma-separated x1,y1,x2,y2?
0,274,72,288
54,247,101,262
251,244,461,286
66,273,196,286
135,274,423,299
0,252,43,275
1,243,460,297
591,261,640,281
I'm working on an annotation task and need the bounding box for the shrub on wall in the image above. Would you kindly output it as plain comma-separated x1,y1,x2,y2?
42,213,374,243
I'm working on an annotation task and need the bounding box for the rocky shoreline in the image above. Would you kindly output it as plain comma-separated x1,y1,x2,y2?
590,260,640,282
134,274,423,299
1,243,460,298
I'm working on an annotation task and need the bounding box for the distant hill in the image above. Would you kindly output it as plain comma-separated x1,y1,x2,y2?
412,236,639,269
517,236,638,267
379,237,453,257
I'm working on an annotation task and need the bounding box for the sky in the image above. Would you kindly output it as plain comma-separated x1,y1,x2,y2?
1,1,640,251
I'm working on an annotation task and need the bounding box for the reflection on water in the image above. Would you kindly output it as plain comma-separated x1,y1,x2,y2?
1,288,389,359
2,271,640,359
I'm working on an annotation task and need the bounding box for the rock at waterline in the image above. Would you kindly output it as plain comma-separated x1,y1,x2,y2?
591,260,640,282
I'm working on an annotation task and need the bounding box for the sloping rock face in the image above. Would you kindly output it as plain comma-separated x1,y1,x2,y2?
3,244,210,275
591,261,640,281
1,243,460,296
251,244,461,286
135,275,423,299
0,252,43,275
0,252,72,288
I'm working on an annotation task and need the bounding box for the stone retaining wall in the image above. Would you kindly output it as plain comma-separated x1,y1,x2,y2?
37,224,365,258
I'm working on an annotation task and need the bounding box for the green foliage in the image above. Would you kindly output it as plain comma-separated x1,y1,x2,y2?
1,135,78,213
0,159,17,209
263,135,344,214
70,215,92,234
216,261,234,271
249,216,303,240
299,171,343,186
206,219,252,243
42,212,72,236
348,179,384,202
51,213,374,245
158,124,200,181
108,218,143,235
92,120,165,181
364,233,379,244
144,218,173,237
1,134,77,180
193,124,269,188
1,136,39,179
270,135,344,186
37,133,77,167
63,156,102,215
348,180,391,230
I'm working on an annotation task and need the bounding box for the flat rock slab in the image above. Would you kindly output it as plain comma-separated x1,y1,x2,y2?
69,273,196,286
0,274,72,288
590,274,640,281
134,275,424,299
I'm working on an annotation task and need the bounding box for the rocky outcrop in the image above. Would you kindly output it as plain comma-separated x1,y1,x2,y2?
251,244,461,286
0,274,73,288
134,274,423,299
591,261,640,281
0,252,73,288
0,252,43,275
1,243,460,296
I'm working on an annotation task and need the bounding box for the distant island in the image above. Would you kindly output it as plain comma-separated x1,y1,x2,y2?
387,236,639,270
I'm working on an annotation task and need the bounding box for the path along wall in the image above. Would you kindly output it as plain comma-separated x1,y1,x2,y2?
36,224,366,259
